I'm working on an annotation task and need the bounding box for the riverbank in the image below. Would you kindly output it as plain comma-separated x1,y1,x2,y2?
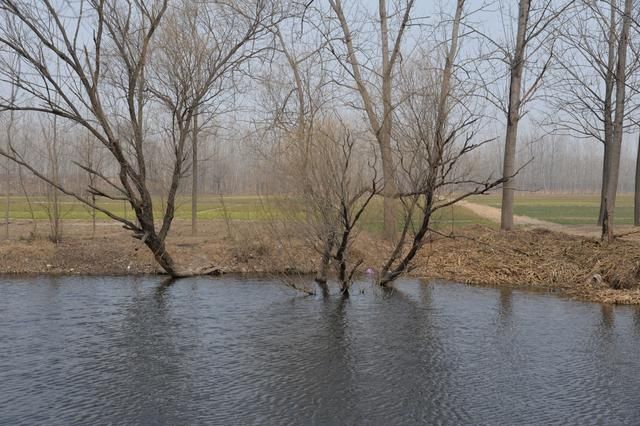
413,226,640,304
1,220,640,304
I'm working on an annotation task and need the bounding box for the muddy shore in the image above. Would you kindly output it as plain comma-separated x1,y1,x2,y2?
1,220,640,304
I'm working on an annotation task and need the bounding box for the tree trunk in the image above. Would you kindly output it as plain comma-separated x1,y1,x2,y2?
379,0,397,240
501,123,518,230
329,0,410,241
48,115,62,243
598,143,611,225
91,193,97,239
4,135,10,241
635,132,640,226
191,110,198,236
17,165,36,235
315,231,335,285
598,1,618,227
603,0,632,242
335,226,352,295
378,194,434,287
380,142,397,240
4,158,9,241
4,94,15,240
500,0,530,231
143,233,179,276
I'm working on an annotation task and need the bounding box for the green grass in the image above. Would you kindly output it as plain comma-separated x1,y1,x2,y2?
5,192,635,238
0,195,277,221
470,193,635,225
0,194,492,233
5,193,631,229
358,197,494,233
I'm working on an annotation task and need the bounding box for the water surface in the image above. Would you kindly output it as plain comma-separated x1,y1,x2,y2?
1,276,640,424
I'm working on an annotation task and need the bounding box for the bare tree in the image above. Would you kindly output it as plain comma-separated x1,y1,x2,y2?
376,0,506,285
191,109,199,236
500,0,530,231
550,0,640,232
270,121,378,295
635,131,640,226
491,0,572,230
259,9,377,294
79,130,105,238
323,0,417,240
603,0,634,241
3,74,16,240
42,116,63,242
0,0,276,275
631,4,640,226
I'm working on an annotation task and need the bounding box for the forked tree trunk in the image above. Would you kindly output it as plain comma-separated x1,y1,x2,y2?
376,0,464,287
143,232,179,276
500,0,530,231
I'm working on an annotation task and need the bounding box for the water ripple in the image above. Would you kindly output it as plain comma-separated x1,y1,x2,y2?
1,276,640,424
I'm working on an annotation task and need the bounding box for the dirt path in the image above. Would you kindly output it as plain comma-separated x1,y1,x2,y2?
458,200,601,238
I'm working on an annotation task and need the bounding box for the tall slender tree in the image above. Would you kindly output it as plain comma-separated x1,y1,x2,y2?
500,0,530,231
325,0,416,240
635,131,640,226
603,0,634,241
191,110,199,236
550,0,640,231
3,77,16,240
498,0,572,230
376,0,506,285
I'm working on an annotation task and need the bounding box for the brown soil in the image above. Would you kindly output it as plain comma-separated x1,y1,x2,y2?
2,219,640,304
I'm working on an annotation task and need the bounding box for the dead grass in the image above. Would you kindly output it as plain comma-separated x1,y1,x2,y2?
2,219,640,304
412,226,640,304
0,219,319,276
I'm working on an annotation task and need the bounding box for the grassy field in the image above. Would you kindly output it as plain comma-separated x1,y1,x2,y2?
0,194,493,233
359,198,494,233
4,192,630,231
0,195,273,221
470,193,635,225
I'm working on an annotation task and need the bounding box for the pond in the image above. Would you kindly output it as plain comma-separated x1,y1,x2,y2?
1,276,640,424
